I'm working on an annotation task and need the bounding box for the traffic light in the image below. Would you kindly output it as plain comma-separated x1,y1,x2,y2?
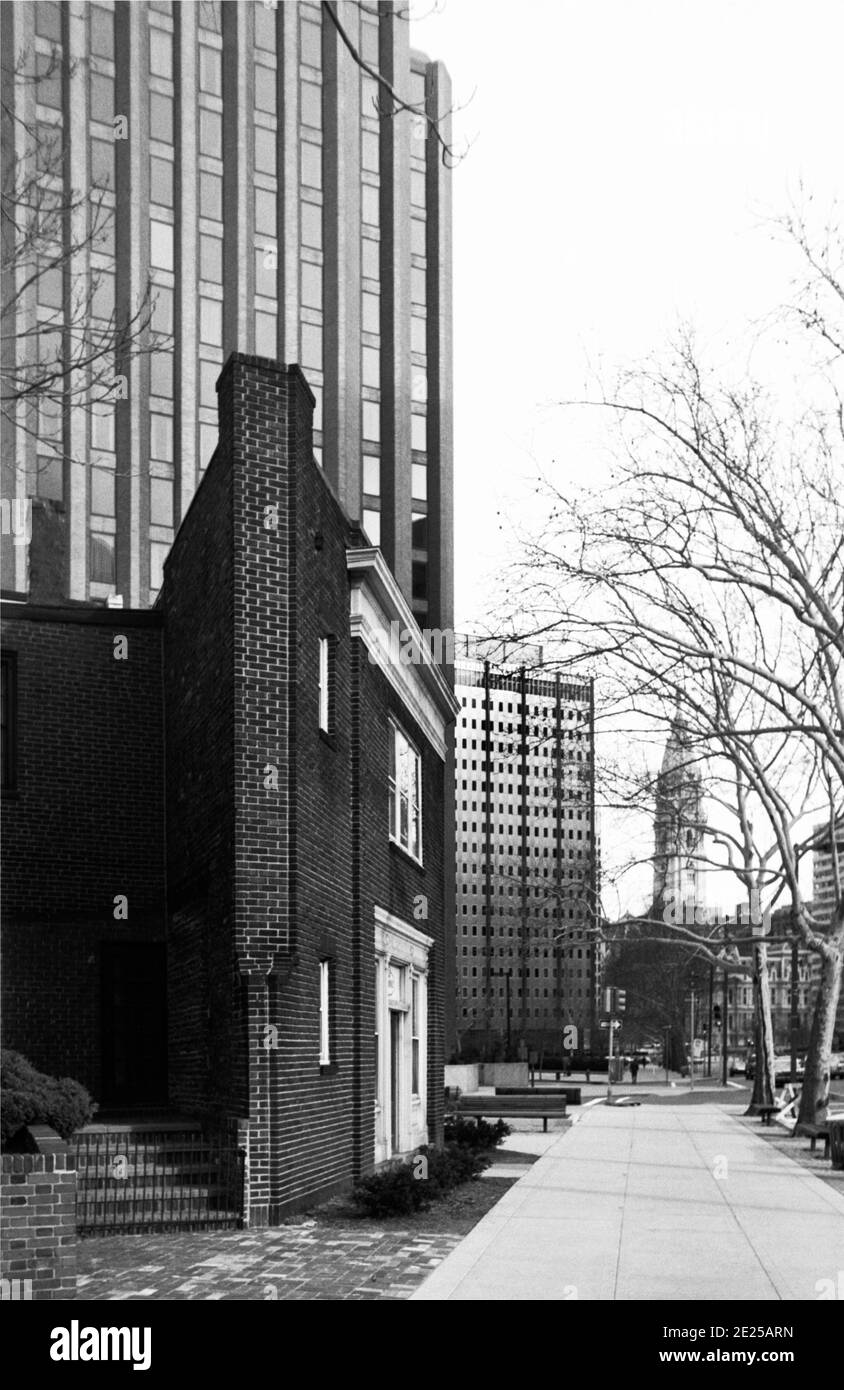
604,987,627,1014
713,1003,722,1027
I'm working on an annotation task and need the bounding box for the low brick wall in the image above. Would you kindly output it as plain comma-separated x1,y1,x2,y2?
1,1130,76,1300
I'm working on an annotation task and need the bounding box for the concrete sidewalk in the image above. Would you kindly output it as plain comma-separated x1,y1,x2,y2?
411,1104,844,1301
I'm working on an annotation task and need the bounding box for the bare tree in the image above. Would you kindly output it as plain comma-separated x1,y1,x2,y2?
1,44,156,493
498,270,843,1124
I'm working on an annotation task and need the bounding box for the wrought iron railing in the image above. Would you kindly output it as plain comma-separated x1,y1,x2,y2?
73,1127,245,1234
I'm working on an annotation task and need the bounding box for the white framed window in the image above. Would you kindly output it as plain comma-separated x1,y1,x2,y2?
319,959,331,1065
388,720,422,861
318,636,330,732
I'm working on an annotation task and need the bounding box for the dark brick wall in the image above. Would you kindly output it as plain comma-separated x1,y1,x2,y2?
0,609,164,1097
1,1152,76,1301
160,415,238,1119
1,354,451,1223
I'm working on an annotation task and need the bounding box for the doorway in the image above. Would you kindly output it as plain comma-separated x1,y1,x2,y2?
101,942,168,1107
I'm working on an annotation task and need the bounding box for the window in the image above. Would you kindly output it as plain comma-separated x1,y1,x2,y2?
200,171,223,220
301,141,322,190
90,467,115,517
200,233,223,283
200,296,222,346
362,455,380,495
149,28,173,79
318,635,334,735
319,959,331,1065
389,720,422,861
149,92,174,143
411,463,427,500
150,220,174,271
362,400,380,442
150,477,174,527
362,509,380,546
300,81,322,129
90,533,115,584
301,261,322,310
301,202,322,249
255,187,277,237
1,654,17,792
254,126,276,175
150,155,174,207
150,540,169,593
198,45,222,96
255,64,276,114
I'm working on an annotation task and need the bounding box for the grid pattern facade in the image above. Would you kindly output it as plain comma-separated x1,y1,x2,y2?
1,0,452,630
453,637,599,1053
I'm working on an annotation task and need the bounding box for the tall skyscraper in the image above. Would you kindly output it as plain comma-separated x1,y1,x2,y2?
453,635,598,1056
811,820,844,1047
652,716,705,917
1,0,452,629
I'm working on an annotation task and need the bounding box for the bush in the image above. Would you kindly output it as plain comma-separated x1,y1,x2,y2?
443,1115,510,1152
1,1050,96,1148
351,1140,493,1218
352,1158,432,1217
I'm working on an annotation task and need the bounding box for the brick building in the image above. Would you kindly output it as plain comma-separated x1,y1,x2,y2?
1,354,458,1221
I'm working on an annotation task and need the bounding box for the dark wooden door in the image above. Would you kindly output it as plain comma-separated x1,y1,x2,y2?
101,943,168,1106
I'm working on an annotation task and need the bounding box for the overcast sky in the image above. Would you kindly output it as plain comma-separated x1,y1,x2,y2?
412,0,843,625
411,0,844,914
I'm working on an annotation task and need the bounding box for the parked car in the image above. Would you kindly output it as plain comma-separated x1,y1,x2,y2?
829,1052,844,1080
745,1054,805,1084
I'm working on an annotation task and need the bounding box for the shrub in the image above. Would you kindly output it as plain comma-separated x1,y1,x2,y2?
1,1050,97,1148
351,1140,493,1217
351,1159,433,1217
443,1115,510,1152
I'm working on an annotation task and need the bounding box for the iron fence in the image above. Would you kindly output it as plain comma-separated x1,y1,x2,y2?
74,1127,245,1234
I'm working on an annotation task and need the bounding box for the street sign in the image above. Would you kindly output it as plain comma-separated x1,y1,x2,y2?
599,1020,621,1029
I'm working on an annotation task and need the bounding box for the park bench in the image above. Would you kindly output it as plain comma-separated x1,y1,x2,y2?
448,1093,568,1133
757,1105,781,1127
495,1086,582,1106
802,1122,831,1158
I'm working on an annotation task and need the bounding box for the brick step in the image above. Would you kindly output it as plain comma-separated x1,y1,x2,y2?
76,1159,236,1178
78,1186,239,1209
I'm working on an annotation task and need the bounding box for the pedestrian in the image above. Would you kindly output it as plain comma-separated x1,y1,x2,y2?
630,1057,640,1085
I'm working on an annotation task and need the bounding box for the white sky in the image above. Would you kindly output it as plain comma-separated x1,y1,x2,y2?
411,0,843,624
410,0,844,914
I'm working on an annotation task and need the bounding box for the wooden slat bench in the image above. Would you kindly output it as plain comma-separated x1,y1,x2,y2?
802,1123,830,1158
448,1093,568,1134
757,1105,781,1127
495,1086,582,1106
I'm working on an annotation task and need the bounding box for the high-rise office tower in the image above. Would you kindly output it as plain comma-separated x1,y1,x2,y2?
1,0,452,629
453,635,598,1056
811,820,844,1047
652,716,705,916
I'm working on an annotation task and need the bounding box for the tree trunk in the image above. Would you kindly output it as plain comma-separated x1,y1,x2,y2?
796,945,843,1130
745,941,776,1114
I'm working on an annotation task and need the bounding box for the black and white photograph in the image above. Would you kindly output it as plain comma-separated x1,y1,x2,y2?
1,0,842,1357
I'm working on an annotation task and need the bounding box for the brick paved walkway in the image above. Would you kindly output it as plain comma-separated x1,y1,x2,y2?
77,1216,478,1301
